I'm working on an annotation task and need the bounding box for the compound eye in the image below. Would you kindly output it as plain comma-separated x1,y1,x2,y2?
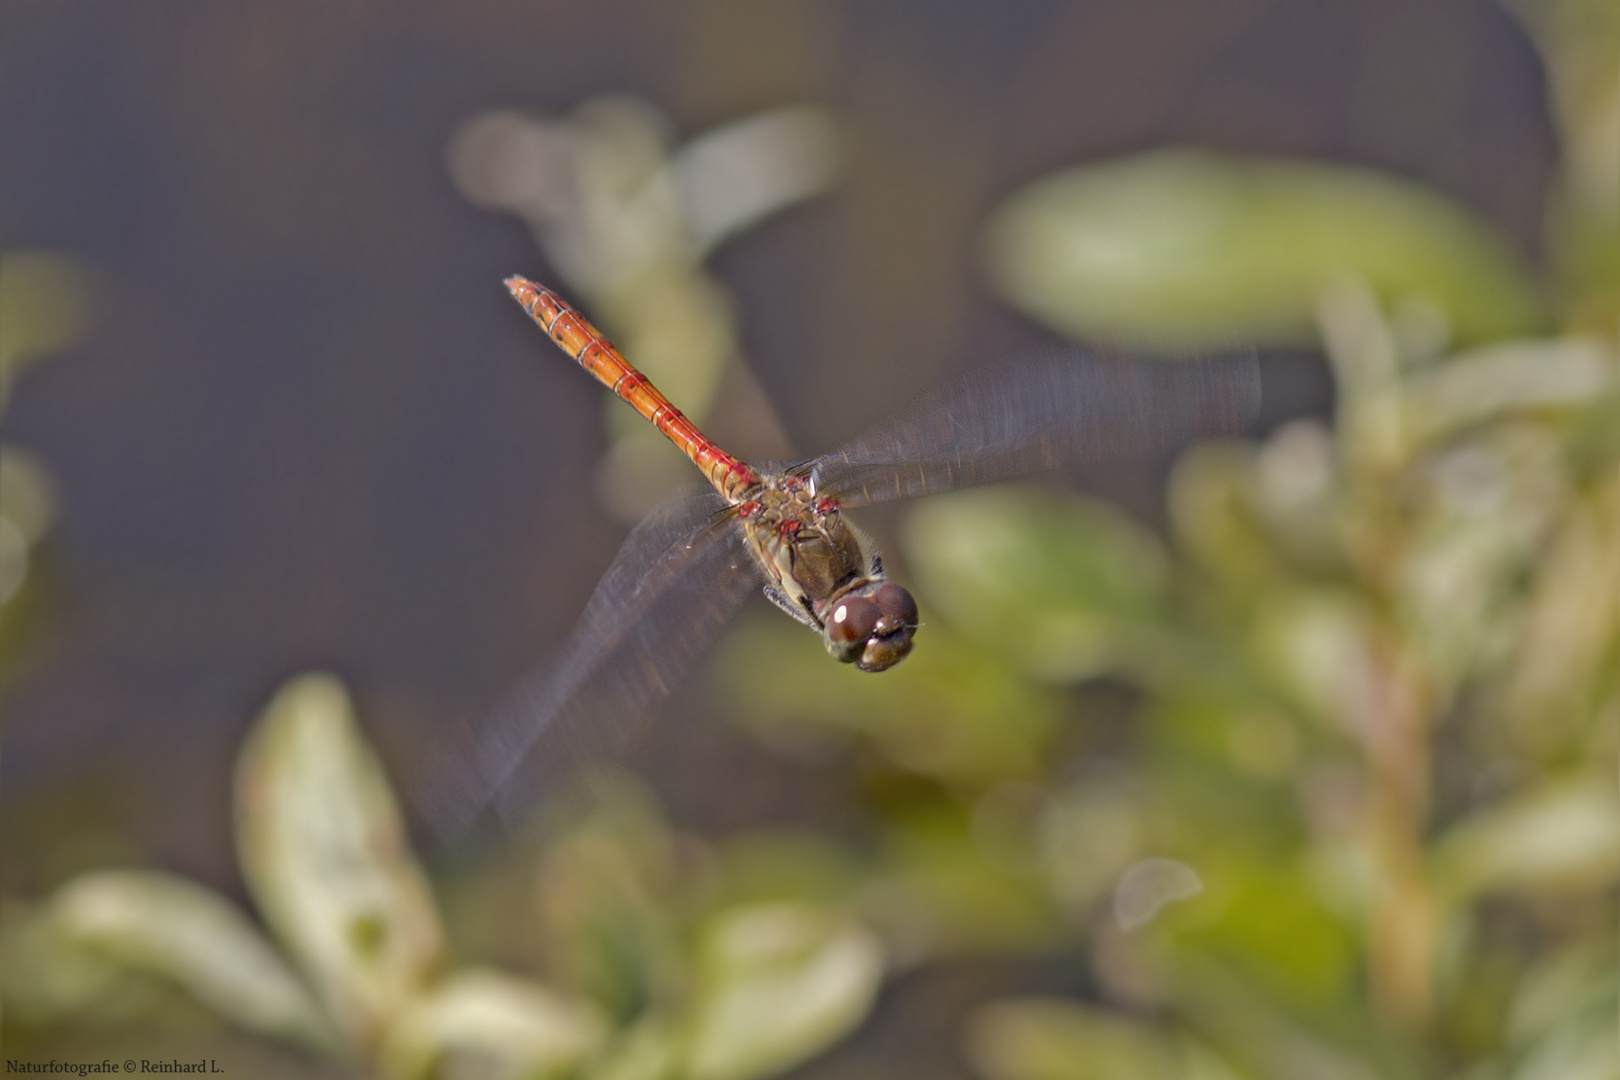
858,624,915,672
873,582,919,629
827,594,880,649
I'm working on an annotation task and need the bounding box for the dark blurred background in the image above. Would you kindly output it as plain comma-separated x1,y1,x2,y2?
0,0,1555,909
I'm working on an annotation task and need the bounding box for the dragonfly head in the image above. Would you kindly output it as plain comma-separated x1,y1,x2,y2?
824,581,919,672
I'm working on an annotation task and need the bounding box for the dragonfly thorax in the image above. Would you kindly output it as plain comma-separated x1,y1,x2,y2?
738,475,864,620
737,474,918,671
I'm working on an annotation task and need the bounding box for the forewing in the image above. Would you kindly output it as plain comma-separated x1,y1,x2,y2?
810,347,1261,506
427,490,753,837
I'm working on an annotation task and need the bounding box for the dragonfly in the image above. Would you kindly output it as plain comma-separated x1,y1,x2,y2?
432,276,1260,833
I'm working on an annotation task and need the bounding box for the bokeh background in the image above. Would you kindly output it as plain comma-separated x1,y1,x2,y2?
1,1,1615,1078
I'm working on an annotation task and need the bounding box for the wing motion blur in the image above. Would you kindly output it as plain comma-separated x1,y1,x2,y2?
809,346,1261,507
427,490,751,836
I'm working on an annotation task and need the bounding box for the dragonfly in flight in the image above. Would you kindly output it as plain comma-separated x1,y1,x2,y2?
434,276,1260,832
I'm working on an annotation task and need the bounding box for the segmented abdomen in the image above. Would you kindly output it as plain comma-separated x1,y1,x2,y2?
506,276,759,502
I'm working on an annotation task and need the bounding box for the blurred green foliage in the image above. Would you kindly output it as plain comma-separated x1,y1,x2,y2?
4,679,886,1078
0,252,85,693
5,6,1618,1077
984,149,1545,352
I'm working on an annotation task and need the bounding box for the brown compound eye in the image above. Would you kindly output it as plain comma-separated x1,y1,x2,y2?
857,626,914,672
824,584,921,669
857,582,918,672
873,582,918,630
827,593,880,650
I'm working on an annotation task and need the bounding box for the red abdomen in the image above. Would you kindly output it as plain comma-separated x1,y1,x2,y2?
505,276,759,501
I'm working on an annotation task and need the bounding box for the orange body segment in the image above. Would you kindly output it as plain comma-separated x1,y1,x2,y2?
506,276,759,501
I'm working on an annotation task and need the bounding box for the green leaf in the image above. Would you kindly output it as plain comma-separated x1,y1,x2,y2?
713,829,863,909
375,967,611,1080
985,149,1542,351
1433,773,1620,902
51,870,337,1051
684,903,882,1080
0,250,91,380
1250,589,1379,732
1403,336,1617,446
671,105,844,256
1505,942,1617,1050
866,807,1061,958
1490,942,1619,1080
529,775,689,1021
1036,776,1147,916
235,674,445,1049
0,900,152,1026
1167,441,1279,587
903,487,1168,683
0,447,56,549
1164,858,1359,1006
1501,959,1620,1080
719,609,1064,788
967,997,1239,1080
588,1013,682,1080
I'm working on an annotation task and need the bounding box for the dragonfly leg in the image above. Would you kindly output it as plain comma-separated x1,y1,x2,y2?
763,584,823,631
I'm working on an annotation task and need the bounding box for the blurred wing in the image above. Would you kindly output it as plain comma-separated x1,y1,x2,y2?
427,490,754,837
809,347,1261,507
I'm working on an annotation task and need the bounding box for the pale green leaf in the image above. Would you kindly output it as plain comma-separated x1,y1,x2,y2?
1433,773,1620,901
1251,589,1378,731
967,997,1239,1080
985,149,1542,351
52,870,337,1051
684,903,882,1080
672,105,843,255
1167,441,1277,586
235,673,445,1048
0,447,56,548
1404,336,1618,445
588,1014,682,1080
1496,944,1618,1080
376,967,610,1080
0,901,151,1025
1506,943,1617,1048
